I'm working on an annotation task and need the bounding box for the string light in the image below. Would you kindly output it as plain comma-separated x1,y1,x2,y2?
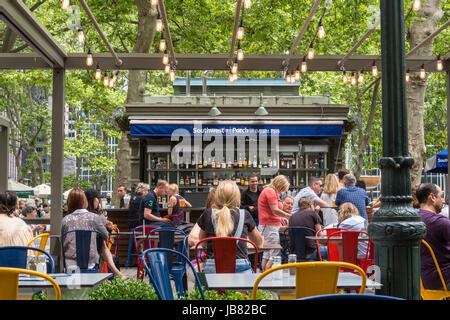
232,72,238,81
413,0,421,11
228,72,235,83
86,48,94,66
61,0,70,10
162,50,169,65
236,41,244,61
286,72,291,83
169,69,176,82
301,56,307,73
156,13,163,32
419,64,426,79
237,20,244,40
103,72,109,87
108,73,115,88
164,64,171,73
77,28,85,44
151,0,158,6
342,71,348,84
436,55,443,71
95,64,101,80
231,61,238,74
405,69,410,82
358,71,364,83
307,41,315,60
372,61,378,77
243,0,252,9
351,72,357,86
112,71,119,84
294,67,301,81
159,34,166,51
317,20,326,39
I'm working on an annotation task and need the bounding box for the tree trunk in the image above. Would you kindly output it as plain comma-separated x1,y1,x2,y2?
406,0,443,189
111,0,157,208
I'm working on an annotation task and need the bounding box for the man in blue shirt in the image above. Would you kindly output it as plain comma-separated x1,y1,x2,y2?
139,179,171,227
335,173,369,220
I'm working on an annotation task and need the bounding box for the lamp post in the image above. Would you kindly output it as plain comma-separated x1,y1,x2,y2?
367,0,426,300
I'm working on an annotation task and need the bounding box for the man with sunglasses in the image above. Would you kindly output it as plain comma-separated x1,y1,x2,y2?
291,177,328,215
335,173,370,220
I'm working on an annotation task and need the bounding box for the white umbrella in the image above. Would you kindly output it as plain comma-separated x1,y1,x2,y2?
8,179,34,197
33,184,51,198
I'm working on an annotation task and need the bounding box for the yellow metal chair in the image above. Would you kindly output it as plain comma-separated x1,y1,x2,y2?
251,261,367,300
0,267,61,300
27,233,50,254
420,240,450,300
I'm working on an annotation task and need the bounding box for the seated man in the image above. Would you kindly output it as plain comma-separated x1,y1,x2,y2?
416,183,450,290
288,197,325,260
335,173,369,220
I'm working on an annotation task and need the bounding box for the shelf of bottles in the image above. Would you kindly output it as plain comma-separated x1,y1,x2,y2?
147,150,328,195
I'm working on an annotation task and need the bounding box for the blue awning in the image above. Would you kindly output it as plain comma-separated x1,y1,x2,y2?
130,123,343,137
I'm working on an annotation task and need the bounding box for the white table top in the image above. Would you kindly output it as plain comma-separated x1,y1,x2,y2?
19,273,113,288
204,272,382,290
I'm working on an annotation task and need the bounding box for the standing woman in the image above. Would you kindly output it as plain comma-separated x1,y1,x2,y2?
167,184,192,227
128,183,150,230
257,175,291,271
320,173,341,226
188,180,263,273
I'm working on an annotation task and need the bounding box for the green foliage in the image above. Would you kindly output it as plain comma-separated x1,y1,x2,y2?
32,291,48,300
88,278,159,300
63,174,93,191
181,288,276,300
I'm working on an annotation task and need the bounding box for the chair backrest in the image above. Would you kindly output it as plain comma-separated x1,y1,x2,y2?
0,246,55,273
0,267,61,300
60,229,106,272
27,233,50,254
288,226,316,260
194,236,258,273
327,230,370,267
297,293,404,300
133,225,159,254
142,248,206,300
421,239,449,293
147,227,188,270
251,261,367,300
316,228,348,261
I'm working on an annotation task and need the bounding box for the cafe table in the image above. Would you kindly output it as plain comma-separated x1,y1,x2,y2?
201,271,382,298
18,272,113,300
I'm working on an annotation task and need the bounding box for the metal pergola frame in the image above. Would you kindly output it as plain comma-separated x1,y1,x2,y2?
0,0,448,275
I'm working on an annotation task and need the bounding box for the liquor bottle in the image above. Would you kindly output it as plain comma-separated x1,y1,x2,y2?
151,156,156,170
191,175,196,185
198,173,202,186
300,177,305,185
238,153,243,168
292,156,296,169
213,172,219,186
180,176,184,186
221,158,226,169
203,157,207,168
241,175,245,186
179,159,184,169
198,157,203,169
243,154,248,168
253,154,257,168
319,153,325,169
299,154,304,168
191,154,196,169
258,160,262,169
313,157,319,169
280,155,285,169
235,172,240,184
211,158,215,169
308,159,313,169
185,175,190,186
227,160,232,169
219,173,224,182
234,156,238,168
286,157,290,169
155,158,162,170
203,175,207,186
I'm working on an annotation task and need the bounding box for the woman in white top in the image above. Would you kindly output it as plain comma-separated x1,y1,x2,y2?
320,173,340,226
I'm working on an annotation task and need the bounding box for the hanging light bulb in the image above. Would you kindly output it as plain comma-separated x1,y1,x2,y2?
228,72,235,83
372,61,378,77
95,65,101,80
77,28,85,44
419,64,426,79
236,42,244,61
169,69,176,82
295,67,301,81
151,0,158,6
108,73,115,88
111,71,119,84
405,69,410,82
342,71,348,84
244,0,252,9
159,33,166,51
413,0,421,11
358,71,364,83
351,72,357,86
237,20,244,40
86,48,94,66
307,42,315,60
61,0,70,10
103,72,109,87
436,55,443,71
164,64,171,73
301,57,307,73
162,50,169,65
286,72,291,83
232,72,238,81
156,13,163,32
231,61,238,74
317,20,326,39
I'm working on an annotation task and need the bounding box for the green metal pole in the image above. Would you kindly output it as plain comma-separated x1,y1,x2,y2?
367,0,426,300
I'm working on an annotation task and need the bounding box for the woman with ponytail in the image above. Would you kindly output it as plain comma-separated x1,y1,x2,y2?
188,180,263,273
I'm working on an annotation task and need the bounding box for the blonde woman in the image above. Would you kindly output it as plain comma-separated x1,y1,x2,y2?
167,184,192,226
257,175,291,271
320,173,341,226
336,202,368,259
188,180,263,273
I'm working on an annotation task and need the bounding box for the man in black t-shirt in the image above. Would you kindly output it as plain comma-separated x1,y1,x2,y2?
240,174,261,225
138,180,171,227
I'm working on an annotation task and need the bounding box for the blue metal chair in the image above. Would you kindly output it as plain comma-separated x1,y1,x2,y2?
60,229,106,273
146,227,188,296
297,293,405,300
0,246,55,273
288,226,317,261
142,248,206,300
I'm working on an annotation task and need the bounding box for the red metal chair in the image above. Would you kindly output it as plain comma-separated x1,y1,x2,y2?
316,228,348,261
133,225,159,279
194,236,258,273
